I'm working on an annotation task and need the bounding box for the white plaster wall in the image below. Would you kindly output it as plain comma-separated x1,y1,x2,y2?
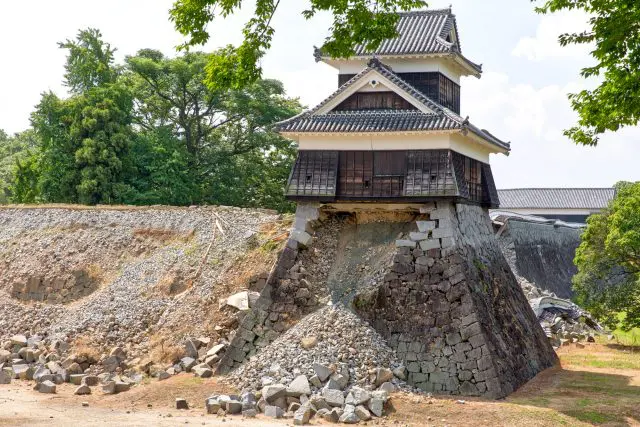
293,133,492,163
325,57,465,83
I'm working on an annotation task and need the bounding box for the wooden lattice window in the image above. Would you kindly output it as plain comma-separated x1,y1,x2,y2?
286,151,338,197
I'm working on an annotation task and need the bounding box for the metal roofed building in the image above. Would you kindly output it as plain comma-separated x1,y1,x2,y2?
496,188,616,223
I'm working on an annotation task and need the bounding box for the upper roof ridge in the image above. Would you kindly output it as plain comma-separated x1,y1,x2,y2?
396,8,453,16
313,8,481,77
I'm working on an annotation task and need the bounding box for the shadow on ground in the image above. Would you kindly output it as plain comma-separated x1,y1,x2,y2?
508,366,640,426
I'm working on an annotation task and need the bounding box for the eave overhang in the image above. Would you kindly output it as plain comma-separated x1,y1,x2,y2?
318,52,482,78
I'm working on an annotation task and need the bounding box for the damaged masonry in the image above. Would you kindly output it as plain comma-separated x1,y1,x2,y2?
217,8,558,415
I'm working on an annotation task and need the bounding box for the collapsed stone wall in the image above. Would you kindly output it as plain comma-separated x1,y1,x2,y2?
10,269,99,304
353,202,558,398
218,206,410,374
0,206,285,358
498,220,582,299
217,204,325,373
219,201,557,399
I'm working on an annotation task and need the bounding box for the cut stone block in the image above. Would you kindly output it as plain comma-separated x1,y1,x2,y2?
409,232,429,241
432,227,453,239
290,230,313,247
396,239,416,248
416,221,436,232
419,239,441,251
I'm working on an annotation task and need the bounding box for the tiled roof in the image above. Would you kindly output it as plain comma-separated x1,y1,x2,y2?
354,9,455,56
276,110,459,133
276,58,510,152
497,188,616,210
314,9,482,76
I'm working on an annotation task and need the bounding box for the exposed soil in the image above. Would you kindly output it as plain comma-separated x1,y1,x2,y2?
326,220,411,303
0,206,291,366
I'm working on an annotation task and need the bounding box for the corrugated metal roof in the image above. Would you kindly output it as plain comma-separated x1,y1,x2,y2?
275,58,509,151
314,9,482,75
497,188,616,209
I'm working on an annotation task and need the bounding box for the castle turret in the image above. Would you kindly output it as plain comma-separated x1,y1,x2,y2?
277,9,508,207
217,9,558,399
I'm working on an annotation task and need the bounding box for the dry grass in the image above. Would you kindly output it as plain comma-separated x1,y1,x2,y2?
85,264,104,283
153,272,190,296
133,227,194,244
215,218,292,294
72,336,100,363
561,344,640,370
148,333,185,364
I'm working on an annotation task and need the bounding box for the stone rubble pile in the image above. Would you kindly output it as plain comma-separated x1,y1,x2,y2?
161,336,231,379
496,233,602,346
513,276,602,346
204,378,393,424
0,330,231,395
216,305,408,423
0,206,286,381
229,305,403,390
529,296,603,348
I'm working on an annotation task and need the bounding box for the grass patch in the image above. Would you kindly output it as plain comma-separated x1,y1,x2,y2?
508,344,640,426
609,327,640,347
563,410,619,424
595,312,640,347
562,352,640,370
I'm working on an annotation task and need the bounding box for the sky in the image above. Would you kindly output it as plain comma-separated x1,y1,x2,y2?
1,0,638,189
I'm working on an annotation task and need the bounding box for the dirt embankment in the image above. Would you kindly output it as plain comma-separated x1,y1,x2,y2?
0,205,291,366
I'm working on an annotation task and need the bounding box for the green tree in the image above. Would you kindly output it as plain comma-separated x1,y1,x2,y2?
0,130,37,203
71,83,133,204
535,1,640,146
14,29,133,205
120,127,198,205
13,30,301,211
169,0,426,90
25,92,78,203
573,181,640,330
125,49,302,210
59,28,118,94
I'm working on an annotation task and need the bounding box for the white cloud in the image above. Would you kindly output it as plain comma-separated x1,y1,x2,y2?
462,72,640,188
512,10,593,61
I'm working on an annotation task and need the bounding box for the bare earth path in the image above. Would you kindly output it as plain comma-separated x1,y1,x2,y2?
1,344,639,427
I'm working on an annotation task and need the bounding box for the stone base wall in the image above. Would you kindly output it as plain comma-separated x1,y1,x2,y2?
217,204,324,374
10,269,99,303
218,201,558,399
502,220,581,299
353,202,558,398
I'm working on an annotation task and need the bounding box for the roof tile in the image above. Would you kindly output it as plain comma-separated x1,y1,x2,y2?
314,9,482,75
497,188,616,209
275,58,509,152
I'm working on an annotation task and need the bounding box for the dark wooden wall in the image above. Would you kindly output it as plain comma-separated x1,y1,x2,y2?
337,151,406,197
286,151,338,197
334,92,416,111
286,149,501,207
338,72,461,113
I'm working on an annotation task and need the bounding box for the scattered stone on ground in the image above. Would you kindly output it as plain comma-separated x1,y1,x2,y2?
175,398,189,410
